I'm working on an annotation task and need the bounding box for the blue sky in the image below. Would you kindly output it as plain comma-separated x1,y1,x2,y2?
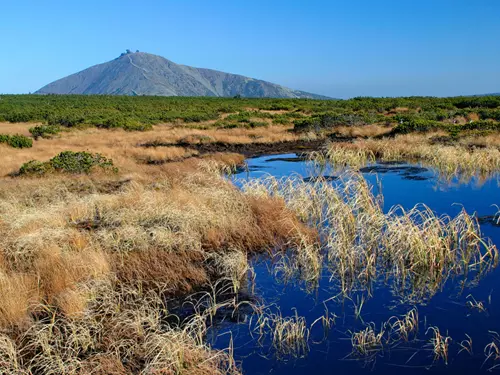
1,0,499,98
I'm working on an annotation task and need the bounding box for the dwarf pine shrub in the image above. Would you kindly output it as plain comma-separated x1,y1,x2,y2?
0,134,33,148
19,151,117,176
29,124,61,139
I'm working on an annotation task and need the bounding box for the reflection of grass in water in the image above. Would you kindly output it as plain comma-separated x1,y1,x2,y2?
315,134,500,183
236,170,499,369
242,172,498,302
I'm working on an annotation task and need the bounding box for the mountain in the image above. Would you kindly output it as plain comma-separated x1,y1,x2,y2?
36,51,328,99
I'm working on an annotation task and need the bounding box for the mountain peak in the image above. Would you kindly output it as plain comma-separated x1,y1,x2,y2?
36,52,328,98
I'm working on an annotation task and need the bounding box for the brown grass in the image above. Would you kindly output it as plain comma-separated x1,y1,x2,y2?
0,147,315,373
0,123,299,176
332,124,394,138
320,133,500,181
0,121,39,136
1,119,498,372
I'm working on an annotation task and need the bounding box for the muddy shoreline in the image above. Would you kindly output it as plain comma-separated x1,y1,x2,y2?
142,136,355,158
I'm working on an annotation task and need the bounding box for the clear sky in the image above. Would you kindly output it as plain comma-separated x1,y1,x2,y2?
1,0,499,98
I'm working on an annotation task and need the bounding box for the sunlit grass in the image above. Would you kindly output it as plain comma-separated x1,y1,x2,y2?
318,134,500,182
242,173,498,301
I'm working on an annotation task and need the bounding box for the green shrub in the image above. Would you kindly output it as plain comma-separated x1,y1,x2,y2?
293,112,375,132
0,134,33,148
50,151,115,173
215,121,239,129
3,111,34,123
460,120,500,132
19,160,54,175
47,113,85,127
96,116,127,129
19,151,117,176
95,116,152,131
272,115,291,125
122,121,153,131
181,112,219,122
293,117,320,132
29,125,61,139
1,94,499,136
248,121,268,128
391,118,441,134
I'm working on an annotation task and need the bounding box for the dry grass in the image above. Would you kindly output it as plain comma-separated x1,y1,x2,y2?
484,332,500,371
319,133,500,181
332,124,393,138
426,326,452,365
0,123,301,176
0,151,316,373
350,323,385,359
0,121,41,136
387,308,419,343
269,310,310,358
242,173,498,301
129,146,199,164
1,120,499,371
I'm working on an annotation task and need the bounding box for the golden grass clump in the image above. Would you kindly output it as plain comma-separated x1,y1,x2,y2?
387,308,419,343
0,121,297,177
269,309,310,359
332,124,393,138
320,134,500,181
426,326,452,365
350,323,385,359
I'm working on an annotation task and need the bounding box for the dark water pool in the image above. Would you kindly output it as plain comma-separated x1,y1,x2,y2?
210,153,500,374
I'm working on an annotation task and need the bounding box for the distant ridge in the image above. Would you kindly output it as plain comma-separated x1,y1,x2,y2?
36,51,329,99
469,93,500,97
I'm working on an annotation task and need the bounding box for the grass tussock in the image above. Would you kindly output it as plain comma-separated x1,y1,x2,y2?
269,310,310,359
319,134,500,181
348,308,420,362
426,326,452,365
331,124,393,138
350,323,385,359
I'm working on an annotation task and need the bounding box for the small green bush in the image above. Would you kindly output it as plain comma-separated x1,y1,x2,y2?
122,121,153,131
50,151,115,173
272,115,291,125
29,125,61,139
248,121,268,128
19,160,54,176
47,113,85,127
391,118,441,134
95,116,152,131
19,151,117,176
0,134,33,148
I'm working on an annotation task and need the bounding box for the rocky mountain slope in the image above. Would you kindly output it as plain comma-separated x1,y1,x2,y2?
36,51,328,98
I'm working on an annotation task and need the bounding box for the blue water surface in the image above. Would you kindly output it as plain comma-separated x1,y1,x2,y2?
210,153,500,374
